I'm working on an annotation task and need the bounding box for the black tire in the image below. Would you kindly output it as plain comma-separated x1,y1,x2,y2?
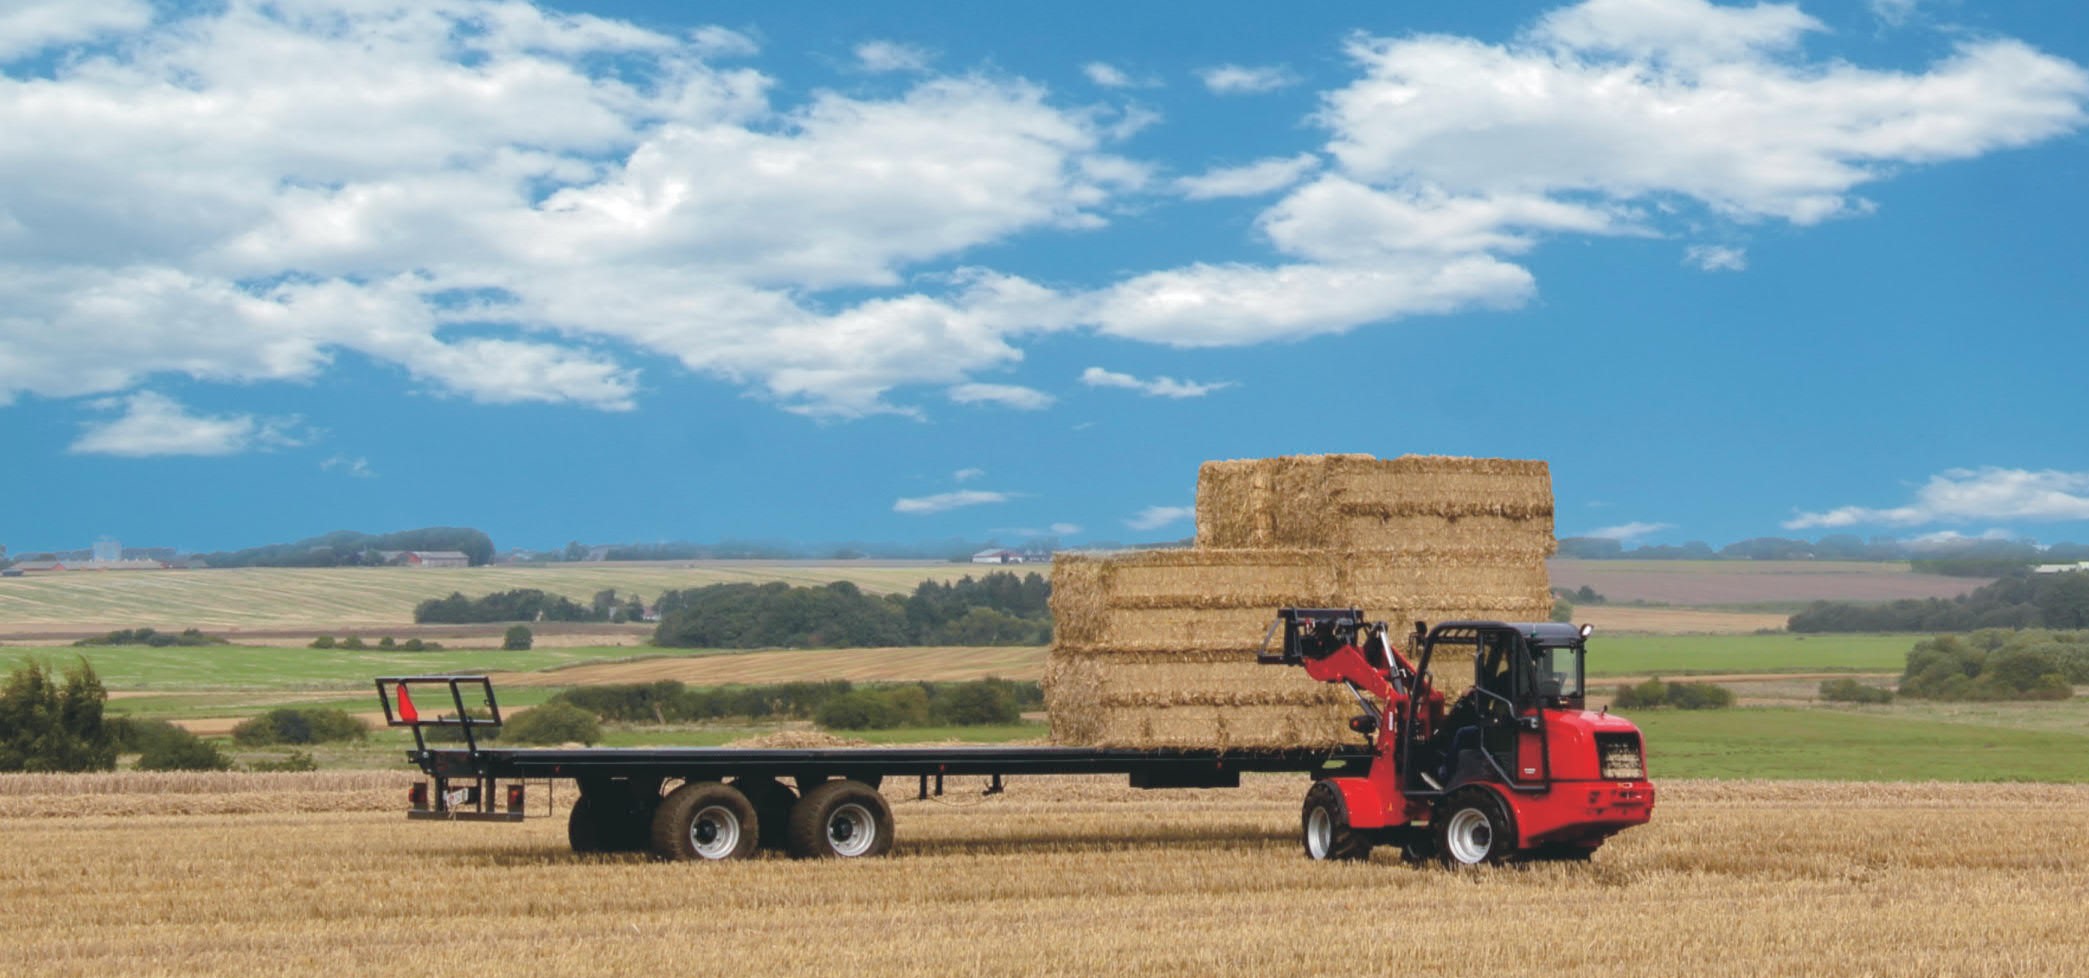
650,782,760,861
1396,827,1437,865
786,780,894,859
1435,788,1514,866
567,795,647,854
730,777,798,850
1300,781,1373,861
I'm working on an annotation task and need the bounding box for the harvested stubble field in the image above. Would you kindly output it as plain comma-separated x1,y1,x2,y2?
0,560,972,634
2,774,2084,977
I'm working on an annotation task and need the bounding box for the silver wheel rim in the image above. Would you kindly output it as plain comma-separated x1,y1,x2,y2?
827,802,876,857
690,805,741,859
1306,807,1333,859
1445,807,1493,864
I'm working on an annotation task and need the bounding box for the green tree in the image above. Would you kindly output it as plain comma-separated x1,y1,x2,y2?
137,726,231,771
503,625,533,651
0,659,116,772
932,682,1019,725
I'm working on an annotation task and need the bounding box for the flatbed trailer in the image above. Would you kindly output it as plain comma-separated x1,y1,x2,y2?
381,676,1373,861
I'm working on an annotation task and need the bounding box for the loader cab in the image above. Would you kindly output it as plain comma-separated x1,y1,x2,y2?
1412,621,1593,792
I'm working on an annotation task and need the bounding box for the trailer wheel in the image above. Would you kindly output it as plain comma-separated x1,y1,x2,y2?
650,782,760,861
1301,782,1372,861
1435,789,1513,866
568,795,647,854
730,777,798,850
786,780,893,859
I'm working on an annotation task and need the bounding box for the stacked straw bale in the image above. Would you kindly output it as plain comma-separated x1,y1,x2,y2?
1045,454,1554,749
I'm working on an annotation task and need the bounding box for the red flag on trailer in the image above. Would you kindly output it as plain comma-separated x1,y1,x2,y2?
396,684,418,723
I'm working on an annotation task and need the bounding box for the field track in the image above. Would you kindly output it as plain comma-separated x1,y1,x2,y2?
1,775,2082,977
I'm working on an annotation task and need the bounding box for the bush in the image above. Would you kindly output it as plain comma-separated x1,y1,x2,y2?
309,635,336,649
931,682,1020,725
1549,598,1574,623
0,658,116,772
231,707,368,746
815,690,908,730
1819,678,1894,704
502,702,599,745
1899,632,2078,701
246,750,317,772
136,726,231,771
503,625,533,651
339,635,366,650
73,627,227,648
1611,677,1734,710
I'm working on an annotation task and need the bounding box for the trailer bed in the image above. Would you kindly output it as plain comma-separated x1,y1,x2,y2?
415,744,1374,782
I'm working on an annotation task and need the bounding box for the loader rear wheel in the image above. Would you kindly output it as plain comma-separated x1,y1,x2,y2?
787,780,893,859
1436,789,1513,866
1301,782,1372,862
650,782,760,861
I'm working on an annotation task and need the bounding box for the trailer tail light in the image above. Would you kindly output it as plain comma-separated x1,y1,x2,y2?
1597,733,1644,780
408,781,429,810
506,783,526,813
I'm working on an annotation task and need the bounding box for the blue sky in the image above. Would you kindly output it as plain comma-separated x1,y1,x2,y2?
3,0,2088,555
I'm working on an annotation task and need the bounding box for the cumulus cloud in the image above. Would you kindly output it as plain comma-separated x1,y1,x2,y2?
1198,64,1298,94
1083,62,1152,88
893,489,1015,515
0,2,1132,418
947,382,1055,410
1584,521,1676,541
1174,154,1321,200
953,467,985,482
1050,522,1082,535
1684,245,1747,272
323,455,376,478
69,392,301,457
1125,505,1194,531
0,0,151,59
1080,367,1232,399
855,40,932,73
1785,467,2089,529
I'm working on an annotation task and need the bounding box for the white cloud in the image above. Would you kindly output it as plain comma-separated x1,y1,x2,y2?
1684,244,1747,272
1049,522,1082,535
1090,259,1533,346
689,26,758,58
0,0,150,59
69,392,300,457
947,382,1055,410
1083,62,1138,88
0,3,1132,418
1198,64,1298,95
893,489,1015,515
1584,521,1676,541
855,40,932,73
1174,154,1321,200
1125,505,1194,531
1785,467,2089,529
953,467,985,482
1869,0,1923,28
323,455,376,478
1079,366,1232,399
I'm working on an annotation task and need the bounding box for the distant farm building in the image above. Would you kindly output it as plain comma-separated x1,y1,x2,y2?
972,548,1023,564
11,560,68,573
2034,561,2089,574
399,550,472,568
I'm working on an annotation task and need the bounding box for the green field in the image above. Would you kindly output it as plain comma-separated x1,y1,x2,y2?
0,644,671,690
1589,633,1912,676
0,561,976,630
1632,707,2089,781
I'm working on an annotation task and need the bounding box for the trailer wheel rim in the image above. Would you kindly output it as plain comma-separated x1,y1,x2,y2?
1306,807,1333,859
690,805,741,859
1445,807,1494,864
827,802,877,857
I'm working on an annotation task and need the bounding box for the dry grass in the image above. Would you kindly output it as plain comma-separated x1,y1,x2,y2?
0,774,2083,977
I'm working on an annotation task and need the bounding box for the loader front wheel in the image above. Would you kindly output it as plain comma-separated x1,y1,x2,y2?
1301,782,1372,862
1436,789,1513,866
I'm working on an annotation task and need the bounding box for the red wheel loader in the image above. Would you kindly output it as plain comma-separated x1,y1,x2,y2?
1265,609,1654,865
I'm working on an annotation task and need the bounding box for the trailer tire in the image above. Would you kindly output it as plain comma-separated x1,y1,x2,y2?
786,780,893,859
1436,789,1513,866
1301,782,1372,862
651,782,760,861
730,777,798,850
568,795,647,854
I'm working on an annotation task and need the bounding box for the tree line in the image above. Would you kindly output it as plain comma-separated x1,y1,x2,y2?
1787,572,2089,633
197,527,494,568
1558,534,2089,572
550,677,1039,729
415,588,645,624
650,573,1051,649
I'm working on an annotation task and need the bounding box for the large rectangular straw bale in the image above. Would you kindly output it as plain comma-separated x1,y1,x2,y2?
1042,652,1360,749
1196,454,1555,554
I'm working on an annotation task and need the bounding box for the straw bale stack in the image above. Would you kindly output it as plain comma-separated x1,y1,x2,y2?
1045,453,1556,750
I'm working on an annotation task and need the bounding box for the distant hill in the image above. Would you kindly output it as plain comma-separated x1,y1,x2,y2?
196,527,494,568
